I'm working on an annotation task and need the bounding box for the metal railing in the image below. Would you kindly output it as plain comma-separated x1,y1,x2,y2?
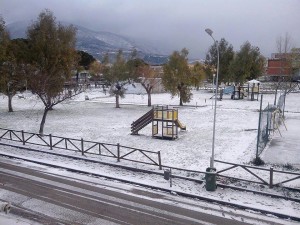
1,128,299,189
215,159,300,188
0,128,162,169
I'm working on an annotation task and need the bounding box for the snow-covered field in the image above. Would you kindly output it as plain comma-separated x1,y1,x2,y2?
1,87,300,222
0,87,296,170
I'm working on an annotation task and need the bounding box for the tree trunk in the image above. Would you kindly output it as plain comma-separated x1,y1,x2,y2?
39,107,50,135
115,94,120,108
179,96,183,106
147,87,152,107
178,85,183,106
8,94,13,112
147,91,152,107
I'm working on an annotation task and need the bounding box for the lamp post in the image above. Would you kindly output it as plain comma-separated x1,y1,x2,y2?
205,28,219,169
212,74,215,109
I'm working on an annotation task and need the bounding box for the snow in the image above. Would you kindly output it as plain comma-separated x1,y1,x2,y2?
0,87,296,170
0,86,300,222
248,79,260,84
0,212,38,225
0,89,262,170
262,113,300,167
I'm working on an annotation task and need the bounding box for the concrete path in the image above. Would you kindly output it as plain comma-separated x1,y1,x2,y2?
262,111,300,168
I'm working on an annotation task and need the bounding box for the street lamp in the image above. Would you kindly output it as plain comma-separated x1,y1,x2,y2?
205,28,219,169
212,74,215,109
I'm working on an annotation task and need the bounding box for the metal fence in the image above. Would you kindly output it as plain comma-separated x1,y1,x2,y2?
277,92,286,114
0,128,162,169
256,98,272,157
215,159,300,188
256,93,286,157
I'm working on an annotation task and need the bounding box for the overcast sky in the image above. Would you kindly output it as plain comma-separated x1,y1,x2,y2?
1,0,299,58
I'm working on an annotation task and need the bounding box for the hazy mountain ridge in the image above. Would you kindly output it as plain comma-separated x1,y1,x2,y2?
7,21,169,65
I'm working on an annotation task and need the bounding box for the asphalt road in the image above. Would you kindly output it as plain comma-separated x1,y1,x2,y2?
0,159,286,225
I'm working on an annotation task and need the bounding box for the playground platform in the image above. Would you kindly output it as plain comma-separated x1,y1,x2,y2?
131,105,186,140
262,112,300,169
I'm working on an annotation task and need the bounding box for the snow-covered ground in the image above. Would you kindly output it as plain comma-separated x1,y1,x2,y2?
0,87,297,170
0,86,300,222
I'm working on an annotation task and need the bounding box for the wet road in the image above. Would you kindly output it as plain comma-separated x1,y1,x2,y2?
0,159,283,225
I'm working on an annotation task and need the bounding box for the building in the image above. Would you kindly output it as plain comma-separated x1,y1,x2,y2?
266,54,292,81
266,51,300,82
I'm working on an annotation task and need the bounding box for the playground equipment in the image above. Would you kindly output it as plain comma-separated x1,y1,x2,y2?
230,80,260,101
131,105,186,140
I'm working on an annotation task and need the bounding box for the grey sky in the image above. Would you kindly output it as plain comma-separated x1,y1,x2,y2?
1,0,299,58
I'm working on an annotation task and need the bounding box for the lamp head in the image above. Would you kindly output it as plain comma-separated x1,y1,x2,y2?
205,28,213,37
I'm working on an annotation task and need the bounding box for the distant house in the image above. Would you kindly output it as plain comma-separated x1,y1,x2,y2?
150,65,164,78
65,70,91,87
75,71,91,84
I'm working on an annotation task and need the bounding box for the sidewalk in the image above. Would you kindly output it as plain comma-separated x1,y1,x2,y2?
262,112,300,169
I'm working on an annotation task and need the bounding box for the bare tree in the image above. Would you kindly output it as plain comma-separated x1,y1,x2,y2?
139,65,161,106
104,50,134,108
276,33,292,57
274,33,294,104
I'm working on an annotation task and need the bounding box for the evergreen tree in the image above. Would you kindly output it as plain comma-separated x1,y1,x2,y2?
0,17,28,112
228,41,265,83
0,38,30,112
205,38,234,83
77,50,96,70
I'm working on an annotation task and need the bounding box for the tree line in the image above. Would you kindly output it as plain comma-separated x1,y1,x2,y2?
1,9,267,135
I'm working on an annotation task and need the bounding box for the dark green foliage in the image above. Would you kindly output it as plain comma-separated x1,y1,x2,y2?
0,16,10,62
77,50,96,69
0,16,29,112
228,42,265,83
205,38,234,82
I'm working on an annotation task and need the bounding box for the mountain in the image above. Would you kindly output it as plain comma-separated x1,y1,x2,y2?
7,21,169,65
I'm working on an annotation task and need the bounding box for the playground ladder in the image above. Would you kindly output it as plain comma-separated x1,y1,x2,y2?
131,109,154,135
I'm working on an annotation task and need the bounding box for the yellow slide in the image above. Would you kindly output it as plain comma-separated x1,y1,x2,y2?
176,120,186,130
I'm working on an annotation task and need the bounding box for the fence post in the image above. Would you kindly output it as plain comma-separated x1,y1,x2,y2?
266,103,270,137
158,151,162,170
117,143,120,162
49,134,53,150
21,130,25,145
256,94,263,158
269,167,273,188
81,138,84,156
283,90,287,118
